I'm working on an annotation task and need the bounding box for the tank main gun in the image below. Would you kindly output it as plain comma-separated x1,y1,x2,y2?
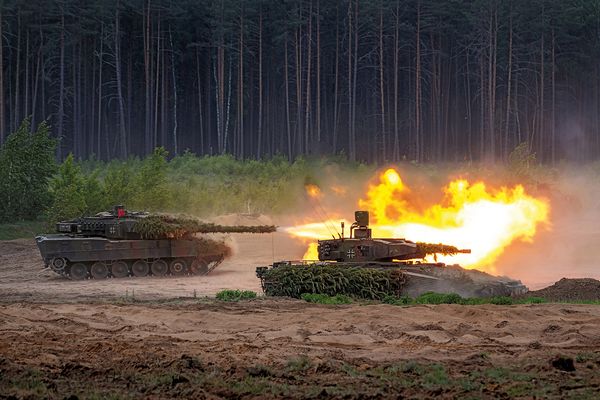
317,210,470,262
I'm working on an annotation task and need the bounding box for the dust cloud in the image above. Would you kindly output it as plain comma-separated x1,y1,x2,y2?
496,165,600,289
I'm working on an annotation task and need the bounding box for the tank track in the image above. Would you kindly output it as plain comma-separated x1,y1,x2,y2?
256,261,528,298
47,254,225,280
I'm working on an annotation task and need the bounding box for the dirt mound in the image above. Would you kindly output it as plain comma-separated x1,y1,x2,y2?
528,278,600,301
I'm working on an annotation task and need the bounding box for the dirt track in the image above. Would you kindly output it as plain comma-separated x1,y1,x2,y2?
2,233,600,398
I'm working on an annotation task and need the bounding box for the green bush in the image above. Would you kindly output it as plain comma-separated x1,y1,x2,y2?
103,161,137,208
300,293,353,304
133,147,172,210
489,296,514,305
215,289,257,302
415,292,463,305
45,154,88,225
0,119,57,222
522,297,546,304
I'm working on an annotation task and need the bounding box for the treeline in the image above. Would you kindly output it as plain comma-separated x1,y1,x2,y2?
0,0,599,163
0,120,370,223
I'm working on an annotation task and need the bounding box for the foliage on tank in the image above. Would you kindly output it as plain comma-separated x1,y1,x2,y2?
257,263,406,300
132,214,276,239
191,237,232,259
415,242,464,256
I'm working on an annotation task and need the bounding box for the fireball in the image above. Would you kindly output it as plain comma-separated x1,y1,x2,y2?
287,168,550,271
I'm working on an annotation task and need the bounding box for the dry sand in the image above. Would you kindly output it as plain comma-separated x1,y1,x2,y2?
1,231,600,398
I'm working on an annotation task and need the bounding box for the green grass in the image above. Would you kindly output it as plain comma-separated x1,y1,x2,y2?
300,293,353,304
415,292,463,304
296,291,556,306
215,289,257,302
0,219,45,240
285,356,313,373
379,292,549,306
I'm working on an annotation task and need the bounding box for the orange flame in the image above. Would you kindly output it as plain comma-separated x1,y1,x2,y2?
288,168,550,270
305,184,322,199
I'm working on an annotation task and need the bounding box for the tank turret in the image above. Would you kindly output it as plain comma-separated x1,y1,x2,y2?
37,206,276,280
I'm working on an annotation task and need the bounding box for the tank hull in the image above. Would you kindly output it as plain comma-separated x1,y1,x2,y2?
36,234,225,279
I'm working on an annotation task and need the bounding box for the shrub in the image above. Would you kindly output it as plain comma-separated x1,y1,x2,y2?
522,297,546,304
489,296,514,305
103,161,137,207
133,147,172,210
216,289,257,302
46,154,87,225
0,119,57,222
415,292,463,305
508,142,536,179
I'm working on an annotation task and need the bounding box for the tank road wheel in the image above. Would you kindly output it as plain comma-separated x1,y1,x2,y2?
90,262,109,279
131,260,150,277
151,259,168,276
111,261,130,278
169,258,188,276
50,257,67,273
189,258,209,276
69,263,89,280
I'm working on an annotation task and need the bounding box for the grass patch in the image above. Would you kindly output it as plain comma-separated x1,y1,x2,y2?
575,352,598,363
381,292,550,306
422,364,450,390
215,289,257,302
285,356,313,373
416,292,463,305
300,293,353,304
7,369,48,397
0,219,45,240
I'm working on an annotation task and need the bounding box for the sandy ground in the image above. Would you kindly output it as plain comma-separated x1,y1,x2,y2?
2,300,600,398
2,233,600,398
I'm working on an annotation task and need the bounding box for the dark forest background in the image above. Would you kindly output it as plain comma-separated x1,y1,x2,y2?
0,0,599,163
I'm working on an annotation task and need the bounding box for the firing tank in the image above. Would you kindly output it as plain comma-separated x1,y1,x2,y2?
257,211,527,298
37,205,276,280
317,210,472,263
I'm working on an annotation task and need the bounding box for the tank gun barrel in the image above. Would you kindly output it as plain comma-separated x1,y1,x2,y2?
185,223,277,234
416,242,471,256
133,214,276,239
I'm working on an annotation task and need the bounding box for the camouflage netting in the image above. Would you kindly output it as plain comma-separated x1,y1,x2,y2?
416,242,462,256
259,264,407,300
192,237,232,259
133,214,277,239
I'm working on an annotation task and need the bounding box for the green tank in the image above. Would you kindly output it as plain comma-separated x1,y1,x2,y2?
37,205,276,280
257,211,528,298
